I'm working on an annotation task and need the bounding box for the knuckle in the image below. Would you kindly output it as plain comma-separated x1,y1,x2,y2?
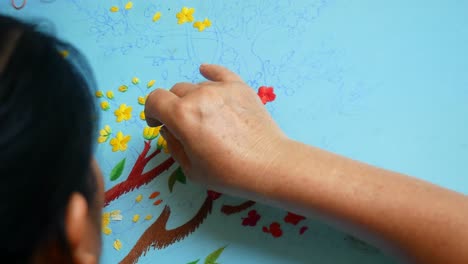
173,100,192,120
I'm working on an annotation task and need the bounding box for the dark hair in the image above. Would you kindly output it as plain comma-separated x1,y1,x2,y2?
0,15,97,262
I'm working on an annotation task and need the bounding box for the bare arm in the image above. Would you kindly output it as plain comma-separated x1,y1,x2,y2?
145,64,468,263
257,139,468,263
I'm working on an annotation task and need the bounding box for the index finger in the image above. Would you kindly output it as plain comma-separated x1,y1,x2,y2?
199,64,243,82
144,88,179,128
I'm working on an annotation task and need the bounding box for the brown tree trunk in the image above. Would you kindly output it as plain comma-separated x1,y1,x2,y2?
120,196,214,264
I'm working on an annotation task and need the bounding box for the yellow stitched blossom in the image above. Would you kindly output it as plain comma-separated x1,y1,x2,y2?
176,7,195,24
135,194,143,202
110,131,131,152
144,214,153,220
139,111,145,120
102,212,113,235
98,125,112,143
95,90,103,98
124,1,133,10
113,239,122,251
143,126,161,140
132,214,140,223
100,101,110,111
157,133,169,153
152,12,161,22
193,18,212,32
114,104,132,122
137,96,146,105
110,210,123,221
106,90,114,99
59,50,69,58
110,6,119,12
103,226,112,235
132,77,140,85
147,79,156,88
118,85,128,92
102,212,110,228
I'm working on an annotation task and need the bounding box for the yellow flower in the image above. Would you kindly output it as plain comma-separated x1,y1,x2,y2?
110,131,131,152
132,214,140,223
98,125,112,143
139,111,146,120
176,7,195,24
114,104,132,122
106,90,114,99
137,96,146,105
135,194,143,203
103,226,112,235
144,214,153,220
110,6,119,12
113,239,122,251
95,90,103,98
100,101,110,111
152,12,161,22
143,126,161,140
118,85,128,92
102,210,120,235
132,77,140,85
193,18,212,32
147,79,156,88
59,50,69,58
157,133,169,153
124,1,133,10
102,212,111,228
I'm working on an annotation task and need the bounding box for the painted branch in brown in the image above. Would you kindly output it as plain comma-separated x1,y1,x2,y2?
104,140,175,206
221,200,256,215
120,196,214,264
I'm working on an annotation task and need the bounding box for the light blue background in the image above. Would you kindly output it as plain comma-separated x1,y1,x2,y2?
3,0,468,263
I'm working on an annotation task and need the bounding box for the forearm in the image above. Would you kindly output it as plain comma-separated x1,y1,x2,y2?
249,139,468,263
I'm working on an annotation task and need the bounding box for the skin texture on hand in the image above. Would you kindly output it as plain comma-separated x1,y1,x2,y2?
145,64,288,198
145,64,468,264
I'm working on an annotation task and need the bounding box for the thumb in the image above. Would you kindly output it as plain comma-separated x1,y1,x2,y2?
160,127,190,170
199,64,243,82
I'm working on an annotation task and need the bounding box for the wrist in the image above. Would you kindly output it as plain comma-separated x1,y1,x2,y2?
239,136,300,202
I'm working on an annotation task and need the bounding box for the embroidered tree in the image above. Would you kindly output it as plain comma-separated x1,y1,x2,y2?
99,84,278,264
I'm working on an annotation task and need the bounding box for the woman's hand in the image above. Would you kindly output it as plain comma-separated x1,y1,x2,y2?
145,64,288,197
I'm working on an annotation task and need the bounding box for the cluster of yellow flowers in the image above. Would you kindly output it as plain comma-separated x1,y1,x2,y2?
98,77,155,111
97,124,167,153
143,126,169,153
176,6,212,32
110,1,133,13
110,2,161,23
102,210,122,235
109,4,211,31
103,194,154,251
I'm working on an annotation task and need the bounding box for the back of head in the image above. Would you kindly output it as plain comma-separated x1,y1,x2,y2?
0,15,97,262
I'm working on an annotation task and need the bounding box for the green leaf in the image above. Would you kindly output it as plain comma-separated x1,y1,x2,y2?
176,167,186,184
187,260,199,264
109,158,126,181
204,246,226,264
168,167,186,192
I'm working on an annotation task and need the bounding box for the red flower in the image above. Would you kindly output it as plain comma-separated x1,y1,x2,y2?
284,212,305,225
207,190,222,200
299,226,308,235
257,86,276,104
263,222,283,238
241,210,261,226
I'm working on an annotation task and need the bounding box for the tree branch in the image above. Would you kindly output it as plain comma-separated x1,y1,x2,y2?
104,157,175,206
221,200,256,215
120,196,214,264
